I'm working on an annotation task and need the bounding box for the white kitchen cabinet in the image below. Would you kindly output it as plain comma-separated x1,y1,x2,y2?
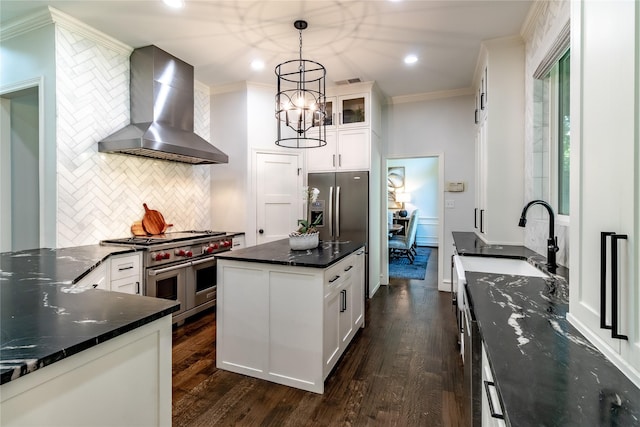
230,233,246,250
473,38,525,245
76,263,108,291
338,93,368,128
307,129,369,172
109,252,142,295
1,316,172,426
481,343,507,427
567,0,640,386
306,83,379,173
324,249,365,374
217,247,365,393
351,248,365,329
474,121,487,235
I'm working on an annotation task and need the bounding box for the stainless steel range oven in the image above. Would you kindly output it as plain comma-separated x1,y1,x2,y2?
102,231,232,324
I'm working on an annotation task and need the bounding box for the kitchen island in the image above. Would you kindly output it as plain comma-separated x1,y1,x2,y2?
0,246,179,426
453,232,640,426
215,239,366,393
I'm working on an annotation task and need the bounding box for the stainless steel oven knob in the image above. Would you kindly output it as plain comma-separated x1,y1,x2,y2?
186,250,193,257
175,249,186,257
222,240,232,248
204,245,214,254
152,252,163,261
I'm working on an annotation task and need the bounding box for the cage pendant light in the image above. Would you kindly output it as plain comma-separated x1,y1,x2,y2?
275,20,327,148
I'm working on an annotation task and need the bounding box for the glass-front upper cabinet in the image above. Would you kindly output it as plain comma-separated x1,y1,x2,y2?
339,94,368,127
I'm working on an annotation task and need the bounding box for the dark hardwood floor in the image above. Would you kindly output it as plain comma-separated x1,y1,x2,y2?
172,248,466,426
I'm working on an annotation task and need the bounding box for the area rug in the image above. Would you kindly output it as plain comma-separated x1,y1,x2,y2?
389,246,431,280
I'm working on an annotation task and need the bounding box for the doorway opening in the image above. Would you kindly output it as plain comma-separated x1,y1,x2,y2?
1,85,40,252
384,155,444,287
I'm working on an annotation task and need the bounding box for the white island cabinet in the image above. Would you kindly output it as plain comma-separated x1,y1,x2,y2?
216,241,365,394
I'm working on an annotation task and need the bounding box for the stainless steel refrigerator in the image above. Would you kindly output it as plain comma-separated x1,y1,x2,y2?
308,171,369,295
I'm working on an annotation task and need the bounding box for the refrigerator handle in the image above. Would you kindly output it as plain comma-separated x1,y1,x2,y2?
329,186,334,238
336,186,341,237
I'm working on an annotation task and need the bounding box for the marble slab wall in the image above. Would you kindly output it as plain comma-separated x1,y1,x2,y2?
523,0,570,267
55,26,212,247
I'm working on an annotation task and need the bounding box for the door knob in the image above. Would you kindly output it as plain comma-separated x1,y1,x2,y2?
259,229,264,234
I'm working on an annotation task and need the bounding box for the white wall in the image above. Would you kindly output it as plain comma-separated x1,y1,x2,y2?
1,24,57,248
210,86,249,235
384,94,476,288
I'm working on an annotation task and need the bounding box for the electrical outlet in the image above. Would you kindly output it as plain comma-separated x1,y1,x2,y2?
445,199,455,208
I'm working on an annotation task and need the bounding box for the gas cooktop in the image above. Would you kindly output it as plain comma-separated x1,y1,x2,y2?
101,230,227,247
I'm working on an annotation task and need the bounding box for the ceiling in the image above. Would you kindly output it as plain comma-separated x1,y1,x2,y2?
0,0,533,99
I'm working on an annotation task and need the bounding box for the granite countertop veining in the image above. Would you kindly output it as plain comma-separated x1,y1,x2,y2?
216,238,365,268
0,245,179,385
454,232,640,426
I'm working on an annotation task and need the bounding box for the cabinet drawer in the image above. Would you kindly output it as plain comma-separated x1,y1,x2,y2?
110,253,141,281
111,276,141,295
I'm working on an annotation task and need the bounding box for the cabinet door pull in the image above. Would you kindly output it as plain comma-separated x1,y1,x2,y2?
480,209,485,233
483,381,505,420
329,275,340,283
474,208,478,229
600,232,629,340
340,289,347,312
611,234,628,340
600,232,615,330
344,265,353,272
136,281,140,295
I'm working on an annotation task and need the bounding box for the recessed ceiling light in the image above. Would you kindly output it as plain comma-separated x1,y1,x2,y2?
163,0,184,9
251,59,265,71
404,54,418,65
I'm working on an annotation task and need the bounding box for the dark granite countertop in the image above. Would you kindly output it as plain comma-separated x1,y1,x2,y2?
454,232,640,425
216,239,365,268
0,245,179,385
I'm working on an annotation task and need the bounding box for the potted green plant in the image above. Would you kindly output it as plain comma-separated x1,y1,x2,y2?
289,187,323,250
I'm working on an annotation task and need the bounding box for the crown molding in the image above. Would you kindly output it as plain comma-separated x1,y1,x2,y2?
389,87,473,105
520,0,546,42
49,7,132,55
0,7,53,42
0,6,132,56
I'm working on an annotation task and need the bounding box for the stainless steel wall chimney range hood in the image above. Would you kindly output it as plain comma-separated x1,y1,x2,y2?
99,45,228,165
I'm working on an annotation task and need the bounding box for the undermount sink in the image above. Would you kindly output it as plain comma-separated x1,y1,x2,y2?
459,256,548,278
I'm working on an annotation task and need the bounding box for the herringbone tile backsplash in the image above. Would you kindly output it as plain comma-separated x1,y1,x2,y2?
55,27,212,247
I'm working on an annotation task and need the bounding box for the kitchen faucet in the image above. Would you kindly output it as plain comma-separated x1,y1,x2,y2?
518,200,559,274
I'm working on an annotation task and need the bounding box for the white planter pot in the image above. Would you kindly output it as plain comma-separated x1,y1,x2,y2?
289,232,319,250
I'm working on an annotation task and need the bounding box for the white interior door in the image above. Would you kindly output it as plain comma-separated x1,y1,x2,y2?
256,151,303,245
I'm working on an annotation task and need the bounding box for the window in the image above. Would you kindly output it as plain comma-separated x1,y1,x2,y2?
533,50,570,218
556,52,570,215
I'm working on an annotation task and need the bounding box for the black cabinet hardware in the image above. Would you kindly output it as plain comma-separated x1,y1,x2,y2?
480,209,485,233
600,231,628,340
474,208,478,229
484,381,504,420
340,289,347,312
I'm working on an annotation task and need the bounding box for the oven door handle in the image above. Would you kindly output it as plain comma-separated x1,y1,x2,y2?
148,262,190,276
191,256,217,266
